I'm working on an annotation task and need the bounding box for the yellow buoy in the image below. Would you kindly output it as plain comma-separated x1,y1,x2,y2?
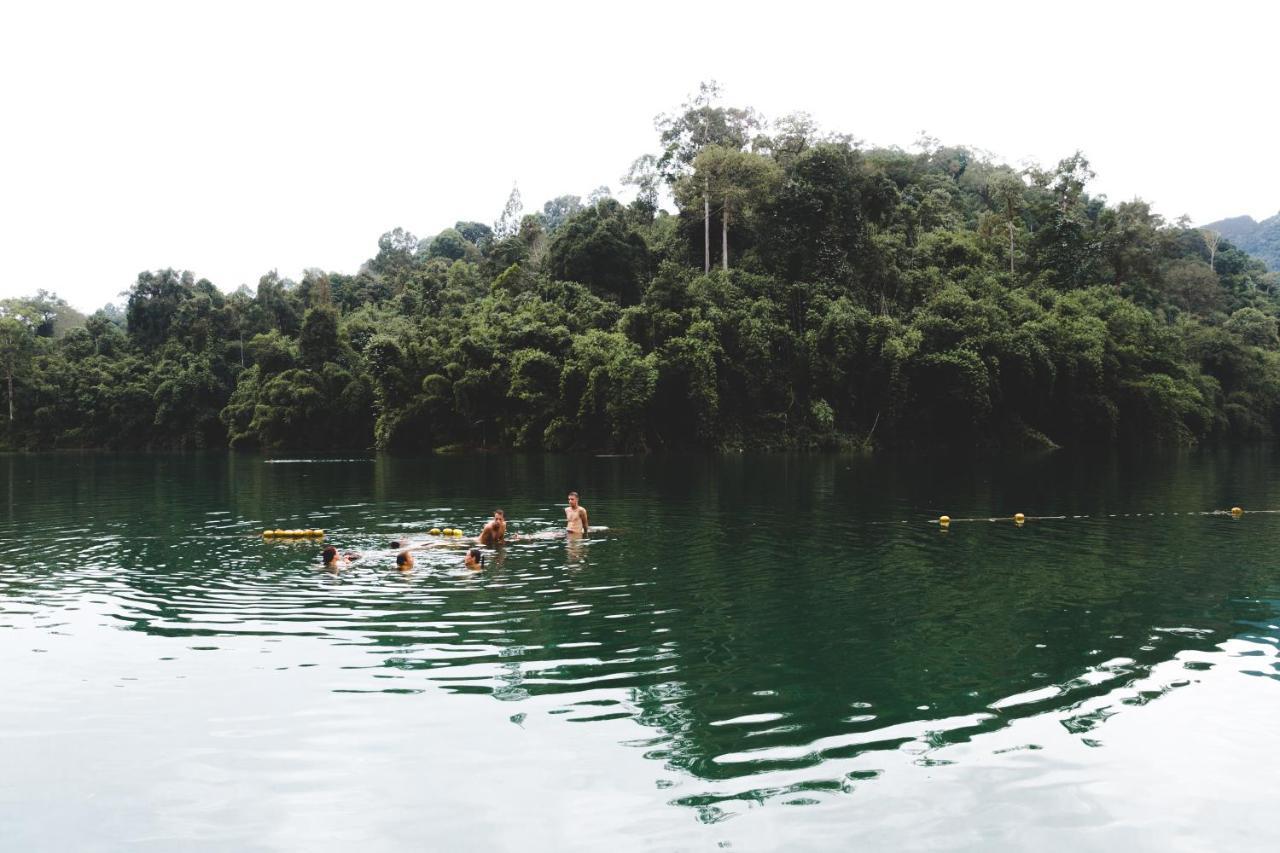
1231,506,1244,517
1014,513,1026,523
939,515,951,527
430,528,442,536
263,529,272,537
271,529,284,537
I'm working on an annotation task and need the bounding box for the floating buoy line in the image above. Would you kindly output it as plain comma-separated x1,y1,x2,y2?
922,505,1252,528
4,509,1261,543
262,529,326,538
259,526,469,540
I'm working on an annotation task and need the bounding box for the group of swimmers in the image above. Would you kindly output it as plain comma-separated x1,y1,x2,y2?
320,491,591,572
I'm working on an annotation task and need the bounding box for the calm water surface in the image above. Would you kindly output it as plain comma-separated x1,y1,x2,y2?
2,450,1280,851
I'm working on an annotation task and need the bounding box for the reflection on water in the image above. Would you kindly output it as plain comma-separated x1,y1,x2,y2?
3,450,1280,850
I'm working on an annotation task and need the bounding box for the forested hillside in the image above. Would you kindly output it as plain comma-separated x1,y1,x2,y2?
1203,212,1280,271
3,87,1279,453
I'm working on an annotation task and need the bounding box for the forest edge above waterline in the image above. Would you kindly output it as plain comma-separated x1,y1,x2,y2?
2,88,1277,454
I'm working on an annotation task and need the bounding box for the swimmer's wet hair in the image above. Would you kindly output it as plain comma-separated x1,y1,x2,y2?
396,550,411,568
468,547,485,568
389,540,401,549
568,491,579,498
321,545,337,564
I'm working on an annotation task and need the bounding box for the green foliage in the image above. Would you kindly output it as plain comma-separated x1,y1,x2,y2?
548,200,650,304
299,305,341,368
9,94,1280,453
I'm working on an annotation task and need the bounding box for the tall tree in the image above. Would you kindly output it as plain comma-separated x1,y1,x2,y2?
677,146,780,270
495,184,524,240
621,155,661,212
1201,228,1222,271
0,314,35,421
988,172,1026,274
654,81,763,272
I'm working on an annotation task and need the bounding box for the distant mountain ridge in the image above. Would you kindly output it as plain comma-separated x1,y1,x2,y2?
1203,212,1280,270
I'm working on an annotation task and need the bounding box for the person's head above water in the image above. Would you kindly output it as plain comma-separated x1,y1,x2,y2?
568,491,579,508
396,550,414,570
321,546,359,565
466,548,485,570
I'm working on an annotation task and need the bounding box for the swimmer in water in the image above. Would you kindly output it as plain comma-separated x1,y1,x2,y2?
396,550,414,571
321,545,360,569
465,548,486,571
565,491,589,535
479,509,507,547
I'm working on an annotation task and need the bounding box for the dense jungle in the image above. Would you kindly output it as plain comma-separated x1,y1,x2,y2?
3,85,1277,453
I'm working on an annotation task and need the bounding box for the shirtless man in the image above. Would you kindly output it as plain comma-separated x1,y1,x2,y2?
565,491,589,535
479,509,507,547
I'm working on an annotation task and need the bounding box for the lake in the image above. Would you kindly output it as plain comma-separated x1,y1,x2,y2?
2,450,1279,851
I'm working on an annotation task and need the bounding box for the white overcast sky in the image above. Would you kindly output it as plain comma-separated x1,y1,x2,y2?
2,0,1277,312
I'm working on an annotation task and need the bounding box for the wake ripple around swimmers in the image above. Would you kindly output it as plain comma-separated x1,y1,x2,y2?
302,523,612,575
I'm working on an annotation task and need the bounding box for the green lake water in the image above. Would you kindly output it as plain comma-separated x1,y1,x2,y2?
2,450,1279,851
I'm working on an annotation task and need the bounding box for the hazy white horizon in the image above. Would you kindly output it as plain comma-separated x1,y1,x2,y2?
2,0,1277,313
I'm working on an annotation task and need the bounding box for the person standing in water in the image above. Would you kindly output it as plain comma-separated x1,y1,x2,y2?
479,509,507,547
565,491,589,535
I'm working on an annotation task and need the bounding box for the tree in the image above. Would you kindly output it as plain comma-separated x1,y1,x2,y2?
761,112,820,166
621,155,660,212
758,142,886,291
541,195,584,233
988,172,1026,274
494,184,524,240
126,269,195,351
0,315,35,421
677,146,780,270
654,81,764,272
1202,228,1222,271
1026,152,1101,288
454,221,494,247
548,200,650,304
426,228,471,261
299,305,341,368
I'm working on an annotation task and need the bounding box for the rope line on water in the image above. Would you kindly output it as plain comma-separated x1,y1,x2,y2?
0,507,1266,540
868,506,1259,527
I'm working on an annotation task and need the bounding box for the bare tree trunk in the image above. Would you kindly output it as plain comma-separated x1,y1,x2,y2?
1009,221,1015,274
721,202,729,271
1202,229,1221,272
703,185,710,274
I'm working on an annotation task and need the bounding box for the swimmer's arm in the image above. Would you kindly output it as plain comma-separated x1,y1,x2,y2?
580,507,589,531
